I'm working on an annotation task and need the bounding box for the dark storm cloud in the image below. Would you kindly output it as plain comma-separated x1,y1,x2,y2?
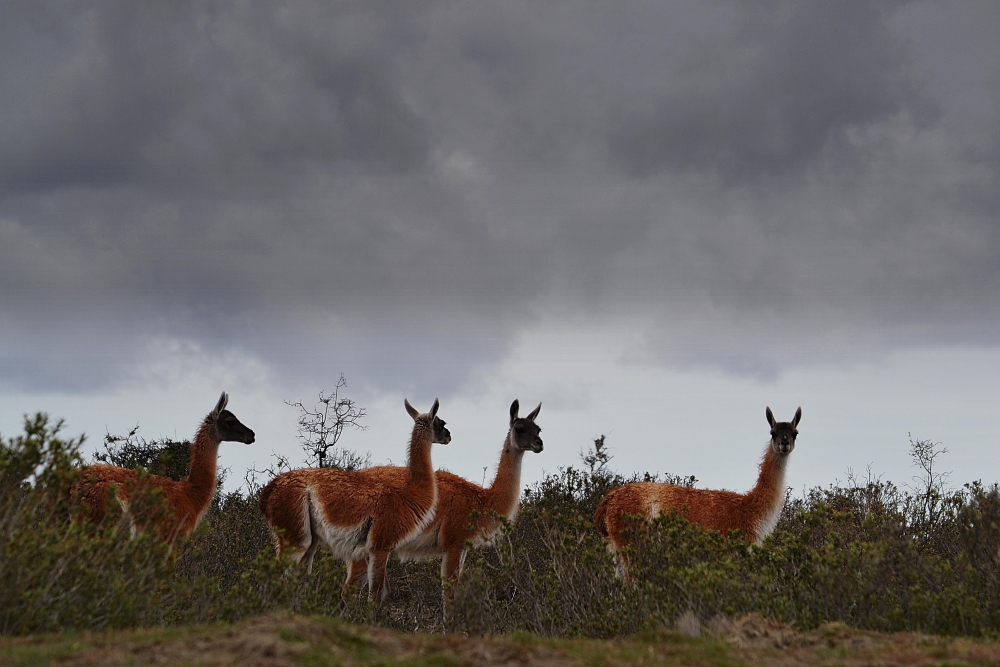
606,1,934,182
0,1,428,193
0,0,999,392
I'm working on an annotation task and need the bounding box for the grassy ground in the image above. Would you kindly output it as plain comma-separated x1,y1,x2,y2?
4,613,1000,667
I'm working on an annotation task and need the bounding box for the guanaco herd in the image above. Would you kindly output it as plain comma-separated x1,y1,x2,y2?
74,392,801,601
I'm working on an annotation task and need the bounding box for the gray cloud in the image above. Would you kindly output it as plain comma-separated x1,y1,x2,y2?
0,2,429,193
606,1,935,182
1,0,999,393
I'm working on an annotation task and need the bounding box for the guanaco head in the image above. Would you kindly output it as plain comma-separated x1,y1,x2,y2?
208,392,256,444
766,406,800,455
508,399,543,453
404,398,452,444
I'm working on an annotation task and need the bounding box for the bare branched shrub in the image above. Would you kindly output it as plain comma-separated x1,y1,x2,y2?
286,374,370,470
243,453,292,496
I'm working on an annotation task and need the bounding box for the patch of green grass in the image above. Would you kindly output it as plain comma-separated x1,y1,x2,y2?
394,655,463,667
296,648,345,667
534,631,745,667
280,628,307,643
0,639,85,667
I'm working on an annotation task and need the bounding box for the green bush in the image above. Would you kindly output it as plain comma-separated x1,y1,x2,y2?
449,465,1000,638
6,418,1000,639
95,427,192,482
0,414,175,634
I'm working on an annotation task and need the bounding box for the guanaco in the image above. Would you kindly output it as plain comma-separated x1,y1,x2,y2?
594,407,800,577
75,392,255,544
258,398,451,602
341,399,543,597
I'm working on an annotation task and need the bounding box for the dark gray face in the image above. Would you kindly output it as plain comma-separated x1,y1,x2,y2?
508,399,543,453
766,406,800,455
511,418,543,453
216,408,256,444
432,416,452,445
404,397,451,444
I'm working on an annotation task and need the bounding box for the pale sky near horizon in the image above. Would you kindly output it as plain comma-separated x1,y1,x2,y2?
1,1,999,497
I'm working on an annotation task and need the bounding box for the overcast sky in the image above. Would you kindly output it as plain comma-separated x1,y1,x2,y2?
2,1,999,496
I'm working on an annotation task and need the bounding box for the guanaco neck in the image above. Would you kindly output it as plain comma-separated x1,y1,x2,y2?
744,444,788,520
404,423,436,496
178,417,221,512
484,430,525,520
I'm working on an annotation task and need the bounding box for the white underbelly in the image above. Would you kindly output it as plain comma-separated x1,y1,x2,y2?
395,526,441,561
313,519,372,561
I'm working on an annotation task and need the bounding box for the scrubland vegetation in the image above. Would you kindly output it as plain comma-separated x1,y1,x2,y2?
4,413,1000,643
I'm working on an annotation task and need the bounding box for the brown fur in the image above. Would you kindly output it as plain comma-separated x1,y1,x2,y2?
342,400,543,597
74,392,255,544
258,399,451,603
594,406,801,577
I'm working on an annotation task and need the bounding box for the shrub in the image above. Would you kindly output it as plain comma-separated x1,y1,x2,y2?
95,427,193,482
6,417,1000,639
0,414,175,634
448,438,1000,638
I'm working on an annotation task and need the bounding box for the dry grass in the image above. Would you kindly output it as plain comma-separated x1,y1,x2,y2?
4,612,1000,667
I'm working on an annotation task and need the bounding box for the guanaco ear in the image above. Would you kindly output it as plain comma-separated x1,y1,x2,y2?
526,402,541,422
405,399,419,421
766,406,776,429
428,398,440,420
792,407,802,428
509,399,520,425
212,392,229,418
